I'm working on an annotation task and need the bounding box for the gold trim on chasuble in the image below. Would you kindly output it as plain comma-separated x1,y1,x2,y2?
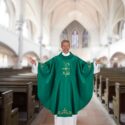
62,62,71,77
59,62,72,115
58,108,72,115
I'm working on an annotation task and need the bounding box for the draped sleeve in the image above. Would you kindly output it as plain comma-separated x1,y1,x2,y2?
37,57,55,109
76,58,94,110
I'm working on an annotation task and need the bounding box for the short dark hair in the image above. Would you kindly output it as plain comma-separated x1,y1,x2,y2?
61,40,70,46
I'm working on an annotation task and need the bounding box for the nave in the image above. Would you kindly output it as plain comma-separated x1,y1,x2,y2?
1,0,125,125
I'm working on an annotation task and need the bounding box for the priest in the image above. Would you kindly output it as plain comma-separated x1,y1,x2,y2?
37,40,101,125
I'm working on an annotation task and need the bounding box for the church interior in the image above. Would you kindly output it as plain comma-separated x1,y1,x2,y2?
0,0,125,125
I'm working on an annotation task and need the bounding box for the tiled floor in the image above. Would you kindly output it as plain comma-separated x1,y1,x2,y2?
31,93,116,125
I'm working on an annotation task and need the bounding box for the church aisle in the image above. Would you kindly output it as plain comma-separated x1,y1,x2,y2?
31,93,116,125
77,93,116,125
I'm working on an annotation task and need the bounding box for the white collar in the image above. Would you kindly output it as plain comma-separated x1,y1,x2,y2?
62,52,70,56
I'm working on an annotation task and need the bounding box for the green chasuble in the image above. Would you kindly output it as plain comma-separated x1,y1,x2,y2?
37,52,94,117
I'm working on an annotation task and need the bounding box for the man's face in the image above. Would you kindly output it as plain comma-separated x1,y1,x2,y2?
61,42,70,54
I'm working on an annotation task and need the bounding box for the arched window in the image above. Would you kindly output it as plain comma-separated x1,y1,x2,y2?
121,22,125,39
0,0,9,27
0,54,3,67
82,30,89,47
0,54,8,67
71,30,79,48
3,55,8,67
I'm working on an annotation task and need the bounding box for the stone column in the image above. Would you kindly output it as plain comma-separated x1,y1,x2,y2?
38,36,43,60
16,19,23,68
15,0,25,68
107,37,112,67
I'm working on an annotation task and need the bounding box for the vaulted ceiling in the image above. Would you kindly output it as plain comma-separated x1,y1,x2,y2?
4,0,125,46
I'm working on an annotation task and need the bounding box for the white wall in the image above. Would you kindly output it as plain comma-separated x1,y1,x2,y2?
0,25,40,57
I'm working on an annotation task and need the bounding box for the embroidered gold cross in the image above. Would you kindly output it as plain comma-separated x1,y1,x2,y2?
58,108,72,115
62,62,70,77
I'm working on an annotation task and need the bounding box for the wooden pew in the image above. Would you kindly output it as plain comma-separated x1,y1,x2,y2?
95,70,125,113
9,75,40,111
97,74,125,102
95,72,125,113
0,90,19,125
0,67,32,76
94,69,119,97
97,75,106,101
0,82,35,125
0,76,38,99
0,77,37,85
94,74,100,95
0,76,38,103
95,67,125,96
94,68,125,124
103,77,125,112
113,83,125,125
0,74,41,111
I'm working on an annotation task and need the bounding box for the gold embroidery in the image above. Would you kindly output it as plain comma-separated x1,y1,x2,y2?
62,62,70,77
58,108,72,115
